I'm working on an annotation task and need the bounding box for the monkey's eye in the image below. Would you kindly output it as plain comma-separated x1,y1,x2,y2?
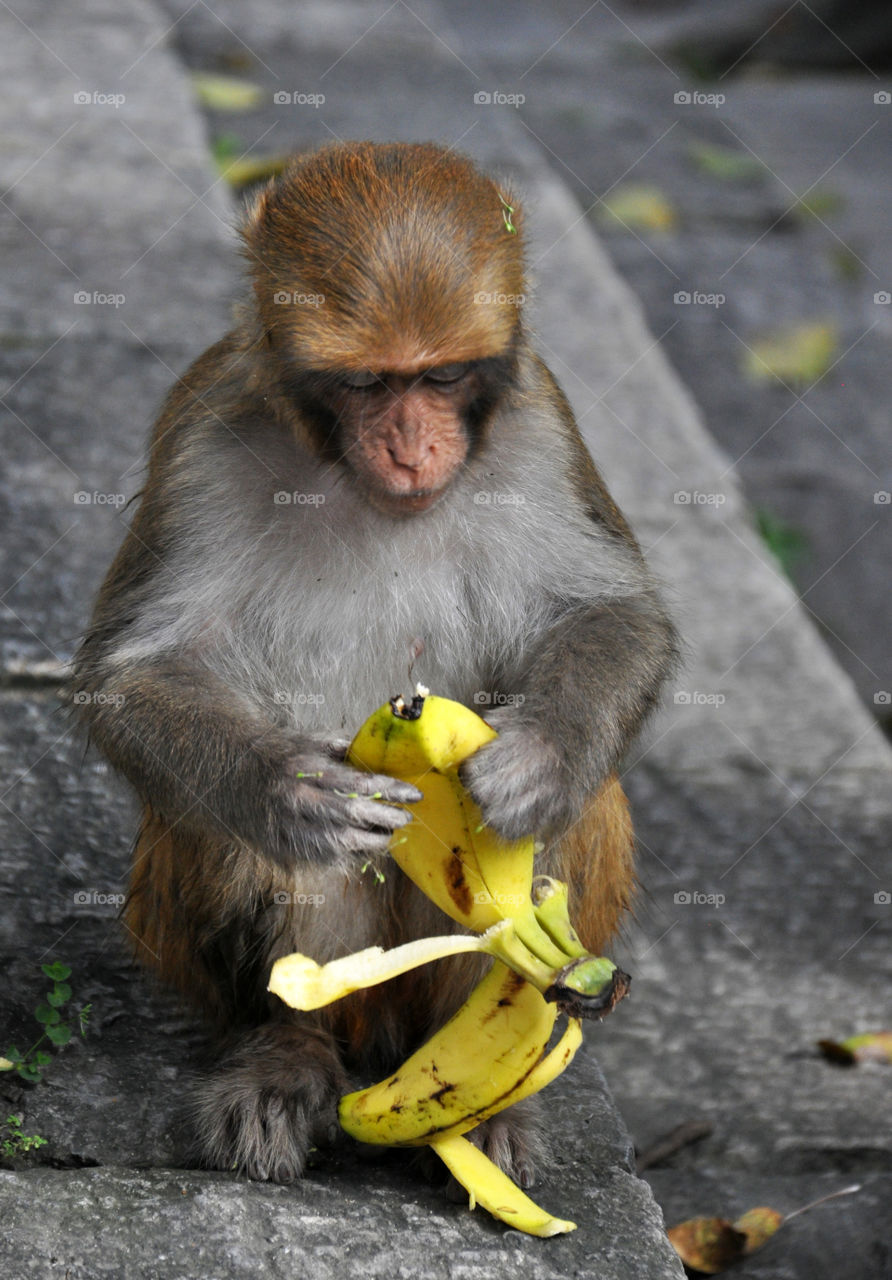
424,363,471,385
341,369,381,390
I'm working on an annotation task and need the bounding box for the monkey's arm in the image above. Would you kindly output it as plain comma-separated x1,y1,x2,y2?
461,589,679,842
70,652,419,867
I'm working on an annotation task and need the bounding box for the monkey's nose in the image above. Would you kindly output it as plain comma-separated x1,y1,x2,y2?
387,444,429,472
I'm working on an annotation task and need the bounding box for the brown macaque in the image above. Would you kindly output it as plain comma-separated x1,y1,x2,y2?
72,141,678,1186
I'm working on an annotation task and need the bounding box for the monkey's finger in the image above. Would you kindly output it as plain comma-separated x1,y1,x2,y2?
299,732,352,761
339,795,415,833
315,824,396,859
342,828,397,857
312,763,423,805
295,784,415,835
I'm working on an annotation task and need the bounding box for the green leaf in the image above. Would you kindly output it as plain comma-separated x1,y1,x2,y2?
688,142,766,182
597,184,677,233
210,132,243,164
216,152,292,189
34,1050,52,1066
795,188,844,222
17,1064,42,1083
191,72,263,112
34,1003,61,1026
47,983,72,1007
46,1024,72,1046
42,962,71,981
4,1046,22,1063
755,509,808,578
743,322,837,386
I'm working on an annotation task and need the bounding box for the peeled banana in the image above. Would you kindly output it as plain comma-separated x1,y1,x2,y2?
268,687,630,1237
347,689,572,970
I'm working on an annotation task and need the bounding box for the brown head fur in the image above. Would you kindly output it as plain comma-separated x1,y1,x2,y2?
241,141,525,372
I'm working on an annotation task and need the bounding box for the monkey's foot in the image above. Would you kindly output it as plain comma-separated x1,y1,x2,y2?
465,1096,549,1191
192,1023,347,1183
414,1096,548,1195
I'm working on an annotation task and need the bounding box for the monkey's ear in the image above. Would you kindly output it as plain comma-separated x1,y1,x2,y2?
240,182,273,248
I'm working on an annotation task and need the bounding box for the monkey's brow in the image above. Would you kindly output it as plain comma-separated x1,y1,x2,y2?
346,360,474,380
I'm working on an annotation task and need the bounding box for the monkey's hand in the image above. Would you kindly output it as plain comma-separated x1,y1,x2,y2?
458,710,580,842
264,732,422,867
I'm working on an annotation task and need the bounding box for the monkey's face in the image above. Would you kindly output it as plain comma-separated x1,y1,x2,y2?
334,364,474,515
291,357,513,517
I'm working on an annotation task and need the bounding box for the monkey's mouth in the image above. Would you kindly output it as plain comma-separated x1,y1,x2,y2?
370,485,447,517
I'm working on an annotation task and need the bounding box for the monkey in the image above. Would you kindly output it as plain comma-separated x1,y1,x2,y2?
71,141,679,1187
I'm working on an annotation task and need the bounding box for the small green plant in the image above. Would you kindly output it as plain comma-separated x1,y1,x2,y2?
1,963,91,1083
2,1114,47,1158
755,509,808,579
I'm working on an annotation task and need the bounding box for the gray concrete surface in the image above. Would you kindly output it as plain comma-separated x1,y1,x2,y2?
455,0,892,724
2,1,890,1277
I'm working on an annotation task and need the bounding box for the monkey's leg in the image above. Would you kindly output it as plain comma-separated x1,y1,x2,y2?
126,815,350,1181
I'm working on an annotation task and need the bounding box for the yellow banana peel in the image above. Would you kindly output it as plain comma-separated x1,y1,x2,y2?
431,1133,577,1237
268,687,630,1237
